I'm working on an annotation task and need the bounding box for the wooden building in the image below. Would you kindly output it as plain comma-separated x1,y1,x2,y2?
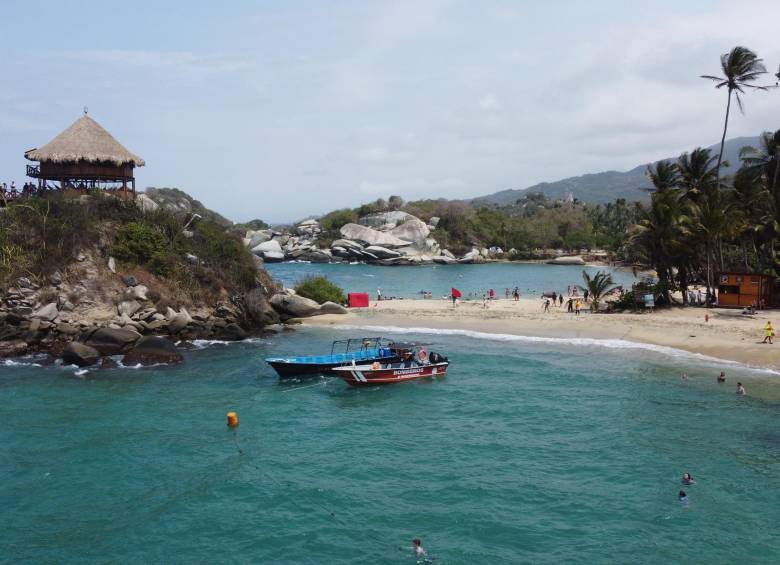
24,112,145,194
717,272,774,308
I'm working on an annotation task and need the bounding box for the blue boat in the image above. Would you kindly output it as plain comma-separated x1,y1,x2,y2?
266,337,408,377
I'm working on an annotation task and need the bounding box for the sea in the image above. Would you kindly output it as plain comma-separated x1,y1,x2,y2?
2,264,780,564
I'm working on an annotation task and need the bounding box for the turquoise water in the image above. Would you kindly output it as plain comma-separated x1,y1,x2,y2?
266,262,640,299
2,327,779,563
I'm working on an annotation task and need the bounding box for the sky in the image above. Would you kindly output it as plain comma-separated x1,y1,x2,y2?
1,0,778,223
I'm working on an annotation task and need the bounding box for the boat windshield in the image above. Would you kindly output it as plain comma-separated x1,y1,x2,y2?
330,337,390,356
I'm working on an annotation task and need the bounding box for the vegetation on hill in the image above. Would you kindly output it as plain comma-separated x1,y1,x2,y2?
0,192,267,304
294,275,346,304
145,187,234,228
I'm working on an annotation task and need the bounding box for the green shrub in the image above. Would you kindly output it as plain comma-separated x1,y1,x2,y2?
294,275,345,304
320,209,357,232
112,222,168,264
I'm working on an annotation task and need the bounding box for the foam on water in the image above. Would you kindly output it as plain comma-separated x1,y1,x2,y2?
331,323,780,376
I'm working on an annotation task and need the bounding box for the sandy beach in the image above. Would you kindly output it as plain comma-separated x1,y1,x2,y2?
304,297,779,373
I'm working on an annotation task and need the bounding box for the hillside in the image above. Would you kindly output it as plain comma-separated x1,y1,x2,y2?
475,136,759,206
144,187,234,227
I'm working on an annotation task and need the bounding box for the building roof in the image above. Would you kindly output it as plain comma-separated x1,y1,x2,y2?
25,115,145,167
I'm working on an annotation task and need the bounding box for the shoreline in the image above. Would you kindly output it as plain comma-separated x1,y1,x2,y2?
302,297,779,374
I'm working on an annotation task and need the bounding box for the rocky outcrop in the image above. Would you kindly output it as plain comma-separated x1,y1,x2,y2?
62,342,101,367
84,327,142,355
547,255,586,265
270,293,322,318
122,336,183,366
339,224,411,248
364,245,401,259
359,211,415,228
319,301,349,315
389,218,430,248
31,303,59,321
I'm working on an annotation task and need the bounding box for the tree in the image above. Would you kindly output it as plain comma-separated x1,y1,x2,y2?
578,270,617,311
701,46,767,190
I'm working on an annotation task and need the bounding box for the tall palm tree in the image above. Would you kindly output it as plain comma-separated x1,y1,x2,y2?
701,46,767,189
677,148,718,203
578,270,617,311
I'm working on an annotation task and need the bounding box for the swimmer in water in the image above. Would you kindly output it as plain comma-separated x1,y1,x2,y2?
682,473,695,485
736,382,746,395
717,371,726,383
681,373,688,380
679,490,688,502
412,538,426,557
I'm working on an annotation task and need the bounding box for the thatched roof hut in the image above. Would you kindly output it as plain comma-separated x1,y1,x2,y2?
25,114,145,192
25,115,145,166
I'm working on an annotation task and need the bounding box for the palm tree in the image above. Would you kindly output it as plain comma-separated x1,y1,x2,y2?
578,270,617,311
677,148,718,203
701,46,767,189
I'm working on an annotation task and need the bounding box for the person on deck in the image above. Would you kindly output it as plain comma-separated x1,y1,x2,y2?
402,350,414,368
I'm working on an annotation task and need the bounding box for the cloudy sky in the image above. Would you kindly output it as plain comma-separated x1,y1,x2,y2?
1,0,778,223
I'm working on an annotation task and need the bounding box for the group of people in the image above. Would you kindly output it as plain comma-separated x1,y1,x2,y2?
686,287,715,306
683,370,747,395
542,289,587,315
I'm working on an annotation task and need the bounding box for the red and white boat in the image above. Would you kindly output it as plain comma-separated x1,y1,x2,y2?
332,347,449,387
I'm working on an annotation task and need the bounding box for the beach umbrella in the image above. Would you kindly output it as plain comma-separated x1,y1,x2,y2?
451,287,462,298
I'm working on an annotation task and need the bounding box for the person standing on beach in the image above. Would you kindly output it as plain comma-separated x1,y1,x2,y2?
575,299,581,316
762,321,774,344
482,294,488,309
543,298,550,313
558,293,564,307
377,288,382,301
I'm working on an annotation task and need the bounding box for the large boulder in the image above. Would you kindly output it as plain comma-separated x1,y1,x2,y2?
389,218,430,248
246,230,272,248
122,336,183,366
339,223,411,248
117,300,142,317
432,255,457,264
331,239,363,251
251,239,283,255
364,245,401,259
359,211,415,229
167,309,193,333
262,251,285,262
319,301,348,315
136,193,160,213
0,340,28,358
546,255,586,265
62,342,101,367
85,327,142,355
31,303,59,321
270,293,322,318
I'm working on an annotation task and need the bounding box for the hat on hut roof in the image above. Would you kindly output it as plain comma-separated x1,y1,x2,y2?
25,115,145,167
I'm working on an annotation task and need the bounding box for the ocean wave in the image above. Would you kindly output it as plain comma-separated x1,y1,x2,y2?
2,358,43,368
330,324,780,376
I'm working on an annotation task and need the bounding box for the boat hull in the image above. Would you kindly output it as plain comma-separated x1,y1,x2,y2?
334,362,449,387
267,355,401,378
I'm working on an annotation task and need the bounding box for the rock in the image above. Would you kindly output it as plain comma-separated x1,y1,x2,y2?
215,324,248,341
546,256,585,265
339,223,411,248
77,254,87,262
167,312,191,333
270,293,322,318
442,249,455,259
50,271,63,285
122,336,184,366
389,218,430,248
429,216,440,228
124,276,139,287
117,300,142,317
432,255,457,264
251,239,283,255
29,318,41,332
60,300,75,312
129,285,148,301
319,301,348,315
56,322,80,335
62,342,101,367
100,357,119,369
17,277,33,289
84,327,142,355
185,253,199,264
0,340,28,358
108,256,116,273
364,245,401,259
297,250,332,263
262,251,285,262
145,319,169,331
31,303,59,321
136,193,160,213
359,211,415,228
246,230,272,248
331,239,364,251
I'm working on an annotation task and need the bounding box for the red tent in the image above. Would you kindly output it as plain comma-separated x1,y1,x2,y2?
451,287,462,298
348,292,369,308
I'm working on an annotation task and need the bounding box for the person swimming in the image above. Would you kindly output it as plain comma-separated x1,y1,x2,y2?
717,371,726,383
682,473,695,485
679,490,689,502
736,382,746,395
412,538,426,557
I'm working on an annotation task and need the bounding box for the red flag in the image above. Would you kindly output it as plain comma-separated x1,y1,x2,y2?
451,287,462,298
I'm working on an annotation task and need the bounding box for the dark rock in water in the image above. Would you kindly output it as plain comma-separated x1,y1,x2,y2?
84,327,142,355
62,342,101,367
100,357,119,369
0,339,28,358
215,324,248,341
122,336,183,366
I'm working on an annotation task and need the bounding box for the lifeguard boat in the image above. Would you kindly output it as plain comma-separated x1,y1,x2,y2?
332,346,449,387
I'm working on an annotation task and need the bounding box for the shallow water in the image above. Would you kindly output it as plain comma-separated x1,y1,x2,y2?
266,262,640,299
2,327,779,563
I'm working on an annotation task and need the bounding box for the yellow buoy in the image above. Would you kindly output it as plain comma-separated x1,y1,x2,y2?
227,411,239,427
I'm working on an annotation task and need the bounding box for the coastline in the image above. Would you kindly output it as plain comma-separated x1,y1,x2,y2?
302,297,780,373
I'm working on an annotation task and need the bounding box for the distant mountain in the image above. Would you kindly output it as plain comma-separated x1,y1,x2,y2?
475,136,760,206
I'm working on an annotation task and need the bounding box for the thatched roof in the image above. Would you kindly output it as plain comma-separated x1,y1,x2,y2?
25,115,145,167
